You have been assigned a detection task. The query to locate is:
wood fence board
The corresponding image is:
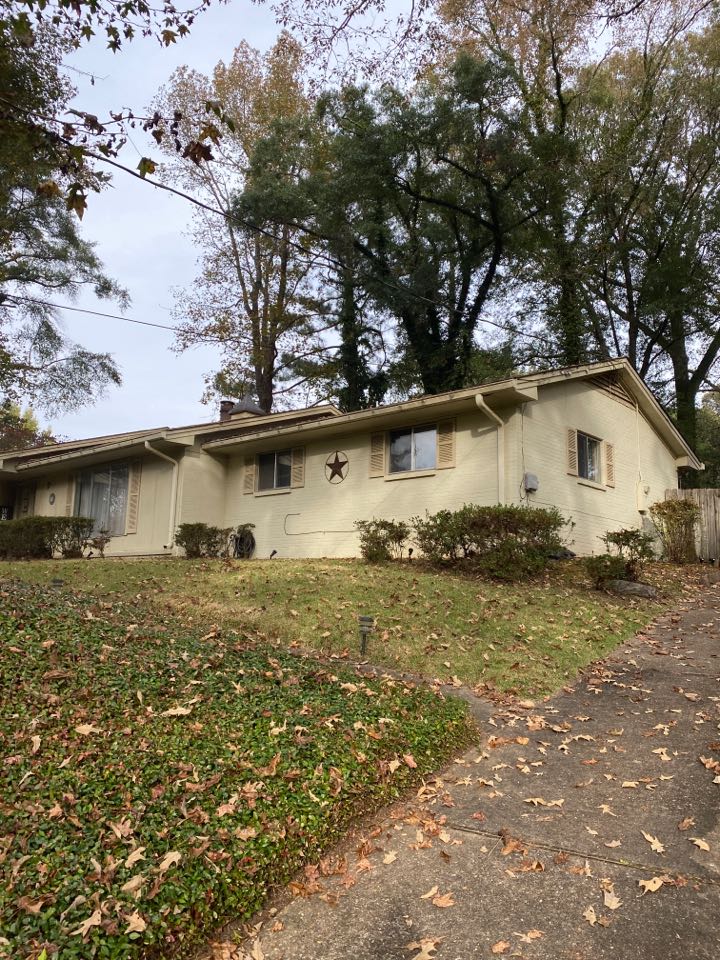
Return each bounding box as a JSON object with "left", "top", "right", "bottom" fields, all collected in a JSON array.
[{"left": 665, "top": 488, "right": 720, "bottom": 559}]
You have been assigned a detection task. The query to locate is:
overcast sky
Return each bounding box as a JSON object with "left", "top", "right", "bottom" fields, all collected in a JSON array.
[{"left": 48, "top": 4, "right": 283, "bottom": 440}]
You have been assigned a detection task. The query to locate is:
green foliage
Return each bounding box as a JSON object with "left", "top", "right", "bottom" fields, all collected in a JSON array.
[
  {"left": 649, "top": 499, "right": 700, "bottom": 563},
  {"left": 174, "top": 522, "right": 232, "bottom": 559},
  {"left": 0, "top": 26, "right": 124, "bottom": 413},
  {"left": 584, "top": 553, "right": 628, "bottom": 589},
  {"left": 412, "top": 504, "right": 566, "bottom": 580},
  {"left": 0, "top": 402, "right": 55, "bottom": 452},
  {"left": 354, "top": 518, "right": 411, "bottom": 562},
  {"left": 0, "top": 515, "right": 93, "bottom": 559},
  {"left": 0, "top": 584, "right": 469, "bottom": 958},
  {"left": 601, "top": 528, "right": 656, "bottom": 581}
]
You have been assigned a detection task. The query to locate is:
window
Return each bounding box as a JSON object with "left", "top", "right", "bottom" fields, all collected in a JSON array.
[
  {"left": 257, "top": 450, "right": 292, "bottom": 490},
  {"left": 389, "top": 424, "right": 437, "bottom": 473},
  {"left": 75, "top": 462, "right": 129, "bottom": 534},
  {"left": 577, "top": 432, "right": 601, "bottom": 483}
]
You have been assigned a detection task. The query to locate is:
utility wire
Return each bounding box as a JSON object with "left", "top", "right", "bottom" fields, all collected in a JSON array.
[
  {"left": 4, "top": 294, "right": 233, "bottom": 344},
  {"left": 82, "top": 148, "right": 555, "bottom": 348}
]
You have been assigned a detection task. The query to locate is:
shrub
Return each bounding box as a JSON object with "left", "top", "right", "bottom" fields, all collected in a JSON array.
[
  {"left": 175, "top": 522, "right": 233, "bottom": 558},
  {"left": 0, "top": 516, "right": 95, "bottom": 559},
  {"left": 355, "top": 518, "right": 411, "bottom": 562},
  {"left": 54, "top": 517, "right": 96, "bottom": 558},
  {"left": 649, "top": 499, "right": 700, "bottom": 563},
  {"left": 585, "top": 553, "right": 628, "bottom": 589},
  {"left": 601, "top": 527, "right": 656, "bottom": 581},
  {"left": 412, "top": 504, "right": 567, "bottom": 580}
]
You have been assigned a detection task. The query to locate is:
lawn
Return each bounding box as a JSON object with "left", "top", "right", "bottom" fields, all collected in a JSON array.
[
  {"left": 0, "top": 557, "right": 676, "bottom": 696},
  {"left": 0, "top": 584, "right": 469, "bottom": 960}
]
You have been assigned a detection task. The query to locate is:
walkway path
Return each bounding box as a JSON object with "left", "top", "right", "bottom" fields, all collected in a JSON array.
[{"left": 231, "top": 582, "right": 720, "bottom": 960}]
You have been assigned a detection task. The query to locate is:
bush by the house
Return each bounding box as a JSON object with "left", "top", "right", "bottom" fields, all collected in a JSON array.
[
  {"left": 355, "top": 518, "right": 411, "bottom": 562},
  {"left": 0, "top": 515, "right": 94, "bottom": 559},
  {"left": 600, "top": 527, "right": 656, "bottom": 581},
  {"left": 649, "top": 498, "right": 700, "bottom": 563},
  {"left": 584, "top": 553, "right": 628, "bottom": 588},
  {"left": 412, "top": 504, "right": 566, "bottom": 580},
  {"left": 175, "top": 522, "right": 233, "bottom": 558}
]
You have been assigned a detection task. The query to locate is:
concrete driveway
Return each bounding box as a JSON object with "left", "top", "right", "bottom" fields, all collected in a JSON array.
[{"left": 225, "top": 580, "right": 720, "bottom": 960}]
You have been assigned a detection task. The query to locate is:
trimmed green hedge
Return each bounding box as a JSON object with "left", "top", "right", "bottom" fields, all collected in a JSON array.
[
  {"left": 0, "top": 516, "right": 94, "bottom": 559},
  {"left": 412, "top": 504, "right": 567, "bottom": 580}
]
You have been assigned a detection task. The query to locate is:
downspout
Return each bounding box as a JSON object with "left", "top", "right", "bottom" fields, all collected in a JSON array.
[
  {"left": 475, "top": 395, "right": 504, "bottom": 505},
  {"left": 144, "top": 441, "right": 179, "bottom": 552}
]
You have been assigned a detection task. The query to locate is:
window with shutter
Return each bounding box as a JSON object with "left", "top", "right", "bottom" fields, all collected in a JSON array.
[
  {"left": 567, "top": 428, "right": 578, "bottom": 476},
  {"left": 243, "top": 456, "right": 255, "bottom": 494},
  {"left": 291, "top": 447, "right": 305, "bottom": 487},
  {"left": 369, "top": 433, "right": 385, "bottom": 477},
  {"left": 605, "top": 442, "right": 615, "bottom": 487},
  {"left": 437, "top": 420, "right": 455, "bottom": 469}
]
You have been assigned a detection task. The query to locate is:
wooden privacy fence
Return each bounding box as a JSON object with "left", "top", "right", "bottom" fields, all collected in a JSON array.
[{"left": 665, "top": 488, "right": 720, "bottom": 560}]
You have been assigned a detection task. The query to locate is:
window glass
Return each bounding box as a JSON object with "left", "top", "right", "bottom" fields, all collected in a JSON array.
[
  {"left": 414, "top": 425, "right": 437, "bottom": 470},
  {"left": 257, "top": 450, "right": 292, "bottom": 490},
  {"left": 389, "top": 425, "right": 437, "bottom": 473},
  {"left": 389, "top": 430, "right": 412, "bottom": 473},
  {"left": 276, "top": 451, "right": 292, "bottom": 488},
  {"left": 578, "top": 432, "right": 601, "bottom": 482},
  {"left": 75, "top": 462, "right": 129, "bottom": 534},
  {"left": 257, "top": 453, "right": 276, "bottom": 491}
]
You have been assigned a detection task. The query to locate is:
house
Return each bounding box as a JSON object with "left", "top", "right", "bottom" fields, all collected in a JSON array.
[{"left": 0, "top": 359, "right": 702, "bottom": 558}]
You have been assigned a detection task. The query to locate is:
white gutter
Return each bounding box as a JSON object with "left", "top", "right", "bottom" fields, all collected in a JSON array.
[
  {"left": 144, "top": 441, "right": 180, "bottom": 552},
  {"left": 475, "top": 395, "right": 505, "bottom": 505}
]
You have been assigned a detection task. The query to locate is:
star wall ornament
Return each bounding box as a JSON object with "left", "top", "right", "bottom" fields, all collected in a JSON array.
[{"left": 325, "top": 450, "right": 349, "bottom": 483}]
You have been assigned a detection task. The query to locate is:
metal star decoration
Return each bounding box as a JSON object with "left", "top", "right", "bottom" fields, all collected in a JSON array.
[{"left": 325, "top": 451, "right": 349, "bottom": 483}]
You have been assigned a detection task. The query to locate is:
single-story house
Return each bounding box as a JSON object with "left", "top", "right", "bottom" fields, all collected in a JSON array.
[{"left": 0, "top": 358, "right": 702, "bottom": 558}]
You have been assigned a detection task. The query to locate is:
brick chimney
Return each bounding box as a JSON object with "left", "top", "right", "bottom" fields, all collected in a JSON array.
[{"left": 219, "top": 400, "right": 235, "bottom": 423}]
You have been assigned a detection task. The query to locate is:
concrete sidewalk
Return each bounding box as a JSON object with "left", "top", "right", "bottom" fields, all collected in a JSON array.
[{"left": 230, "top": 582, "right": 720, "bottom": 960}]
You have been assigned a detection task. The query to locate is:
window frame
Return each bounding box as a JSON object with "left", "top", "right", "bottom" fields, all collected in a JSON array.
[
  {"left": 74, "top": 460, "right": 130, "bottom": 535},
  {"left": 388, "top": 423, "right": 438, "bottom": 475},
  {"left": 577, "top": 431, "right": 602, "bottom": 484},
  {"left": 256, "top": 449, "right": 293, "bottom": 491}
]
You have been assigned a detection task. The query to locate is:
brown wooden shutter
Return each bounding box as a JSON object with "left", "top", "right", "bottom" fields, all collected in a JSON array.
[
  {"left": 437, "top": 420, "right": 456, "bottom": 469},
  {"left": 567, "top": 428, "right": 578, "bottom": 476},
  {"left": 369, "top": 433, "right": 385, "bottom": 477},
  {"left": 605, "top": 441, "right": 616, "bottom": 488},
  {"left": 65, "top": 474, "right": 75, "bottom": 516},
  {"left": 291, "top": 447, "right": 305, "bottom": 488},
  {"left": 125, "top": 460, "right": 142, "bottom": 534},
  {"left": 243, "top": 456, "right": 255, "bottom": 494}
]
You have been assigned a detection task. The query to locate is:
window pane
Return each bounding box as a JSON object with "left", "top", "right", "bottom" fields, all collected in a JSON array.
[
  {"left": 90, "top": 468, "right": 111, "bottom": 533},
  {"left": 389, "top": 430, "right": 412, "bottom": 473},
  {"left": 108, "top": 464, "right": 129, "bottom": 535},
  {"left": 413, "top": 425, "right": 437, "bottom": 470},
  {"left": 258, "top": 453, "right": 275, "bottom": 490},
  {"left": 578, "top": 433, "right": 600, "bottom": 482},
  {"left": 276, "top": 451, "right": 292, "bottom": 488}
]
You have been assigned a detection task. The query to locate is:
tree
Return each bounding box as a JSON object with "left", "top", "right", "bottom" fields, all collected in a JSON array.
[
  {"left": 243, "top": 56, "right": 529, "bottom": 398},
  {"left": 439, "top": 0, "right": 720, "bottom": 463},
  {"left": 153, "top": 35, "right": 332, "bottom": 413},
  {"left": 695, "top": 393, "right": 720, "bottom": 488},
  {"left": 0, "top": 402, "right": 55, "bottom": 451},
  {"left": 0, "top": 26, "right": 124, "bottom": 413}
]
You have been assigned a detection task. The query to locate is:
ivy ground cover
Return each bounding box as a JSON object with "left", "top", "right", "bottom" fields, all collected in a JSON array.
[{"left": 0, "top": 584, "right": 470, "bottom": 959}]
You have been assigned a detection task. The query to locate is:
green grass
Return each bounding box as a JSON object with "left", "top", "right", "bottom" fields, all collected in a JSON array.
[
  {"left": 0, "top": 584, "right": 470, "bottom": 960},
  {"left": 0, "top": 557, "right": 673, "bottom": 696}
]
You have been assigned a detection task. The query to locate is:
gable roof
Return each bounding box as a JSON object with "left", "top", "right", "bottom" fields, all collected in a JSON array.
[
  {"left": 0, "top": 359, "right": 702, "bottom": 475},
  {"left": 202, "top": 358, "right": 702, "bottom": 470}
]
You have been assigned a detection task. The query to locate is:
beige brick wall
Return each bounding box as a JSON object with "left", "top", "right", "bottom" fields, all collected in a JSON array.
[
  {"left": 28, "top": 456, "right": 175, "bottom": 556},
  {"left": 222, "top": 410, "right": 500, "bottom": 559},
  {"left": 507, "top": 379, "right": 679, "bottom": 554}
]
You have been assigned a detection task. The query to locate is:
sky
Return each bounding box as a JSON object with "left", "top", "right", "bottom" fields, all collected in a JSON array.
[{"left": 47, "top": 3, "right": 286, "bottom": 439}]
